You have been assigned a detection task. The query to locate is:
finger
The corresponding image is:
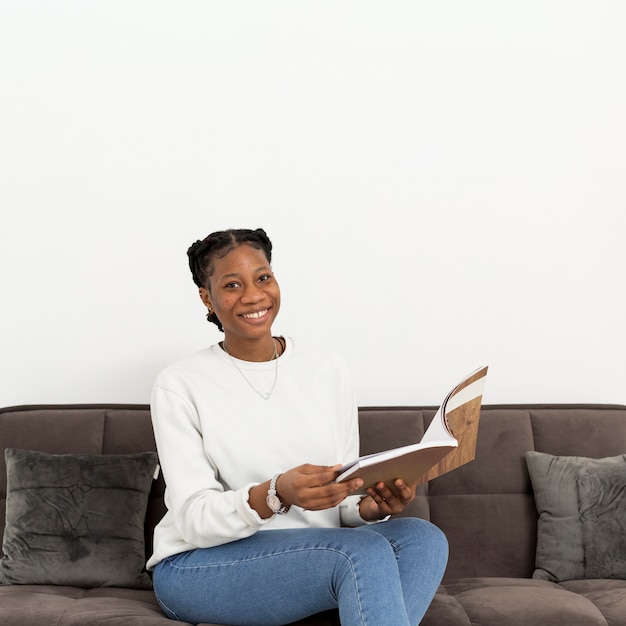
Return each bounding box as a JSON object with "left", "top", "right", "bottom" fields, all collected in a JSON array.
[
  {"left": 300, "top": 478, "right": 363, "bottom": 510},
  {"left": 298, "top": 464, "right": 343, "bottom": 484},
  {"left": 300, "top": 463, "right": 342, "bottom": 474},
  {"left": 319, "top": 464, "right": 344, "bottom": 482},
  {"left": 367, "top": 485, "right": 390, "bottom": 509},
  {"left": 393, "top": 479, "right": 415, "bottom": 503},
  {"left": 313, "top": 478, "right": 362, "bottom": 503},
  {"left": 373, "top": 481, "right": 395, "bottom": 500},
  {"left": 286, "top": 466, "right": 339, "bottom": 498}
]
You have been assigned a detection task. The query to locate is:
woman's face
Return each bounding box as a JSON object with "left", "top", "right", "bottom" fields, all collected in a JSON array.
[{"left": 200, "top": 243, "right": 281, "bottom": 342}]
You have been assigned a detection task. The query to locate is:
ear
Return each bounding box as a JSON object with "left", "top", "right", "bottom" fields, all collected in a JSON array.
[{"left": 199, "top": 287, "right": 212, "bottom": 310}]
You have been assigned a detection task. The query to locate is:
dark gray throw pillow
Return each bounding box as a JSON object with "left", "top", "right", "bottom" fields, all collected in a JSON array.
[
  {"left": 0, "top": 448, "right": 158, "bottom": 588},
  {"left": 577, "top": 462, "right": 626, "bottom": 579},
  {"left": 526, "top": 450, "right": 626, "bottom": 582}
]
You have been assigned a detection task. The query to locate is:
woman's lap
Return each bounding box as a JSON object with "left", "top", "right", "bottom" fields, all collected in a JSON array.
[{"left": 152, "top": 518, "right": 447, "bottom": 626}]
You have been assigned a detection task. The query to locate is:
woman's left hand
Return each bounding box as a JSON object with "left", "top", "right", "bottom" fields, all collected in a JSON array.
[{"left": 358, "top": 479, "right": 416, "bottom": 521}]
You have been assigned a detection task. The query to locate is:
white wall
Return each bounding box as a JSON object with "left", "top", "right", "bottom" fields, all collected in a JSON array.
[{"left": 1, "top": 1, "right": 624, "bottom": 408}]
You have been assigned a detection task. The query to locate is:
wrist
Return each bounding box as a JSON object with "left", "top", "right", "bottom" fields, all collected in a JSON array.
[
  {"left": 266, "top": 473, "right": 290, "bottom": 515},
  {"left": 248, "top": 482, "right": 274, "bottom": 519}
]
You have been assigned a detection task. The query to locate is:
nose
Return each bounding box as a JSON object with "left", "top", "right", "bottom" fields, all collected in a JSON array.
[{"left": 241, "top": 282, "right": 264, "bottom": 303}]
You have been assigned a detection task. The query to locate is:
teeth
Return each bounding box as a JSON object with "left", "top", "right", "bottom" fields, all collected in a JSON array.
[{"left": 243, "top": 309, "right": 267, "bottom": 319}]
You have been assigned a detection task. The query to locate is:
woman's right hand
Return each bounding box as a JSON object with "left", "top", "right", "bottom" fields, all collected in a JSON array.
[{"left": 276, "top": 464, "right": 363, "bottom": 511}]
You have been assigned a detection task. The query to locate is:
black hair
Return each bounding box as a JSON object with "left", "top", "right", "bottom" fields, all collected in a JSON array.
[{"left": 187, "top": 228, "right": 273, "bottom": 331}]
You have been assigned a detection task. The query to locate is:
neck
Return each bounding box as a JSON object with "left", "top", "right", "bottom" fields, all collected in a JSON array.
[{"left": 222, "top": 336, "right": 277, "bottom": 362}]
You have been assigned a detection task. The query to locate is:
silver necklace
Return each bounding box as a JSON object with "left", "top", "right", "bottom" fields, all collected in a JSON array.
[{"left": 222, "top": 338, "right": 279, "bottom": 400}]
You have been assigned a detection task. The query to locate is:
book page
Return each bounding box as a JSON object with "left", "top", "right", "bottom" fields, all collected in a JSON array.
[
  {"left": 421, "top": 373, "right": 487, "bottom": 444},
  {"left": 418, "top": 366, "right": 487, "bottom": 483},
  {"left": 419, "top": 406, "right": 451, "bottom": 444}
]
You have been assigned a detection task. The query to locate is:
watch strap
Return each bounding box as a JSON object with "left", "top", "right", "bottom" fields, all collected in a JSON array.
[{"left": 267, "top": 473, "right": 290, "bottom": 515}]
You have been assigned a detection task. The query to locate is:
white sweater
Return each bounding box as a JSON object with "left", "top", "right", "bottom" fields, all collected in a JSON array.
[{"left": 147, "top": 336, "right": 369, "bottom": 569}]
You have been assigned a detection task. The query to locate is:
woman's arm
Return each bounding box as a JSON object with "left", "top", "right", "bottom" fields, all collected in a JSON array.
[
  {"left": 151, "top": 384, "right": 275, "bottom": 547},
  {"left": 248, "top": 466, "right": 364, "bottom": 518}
]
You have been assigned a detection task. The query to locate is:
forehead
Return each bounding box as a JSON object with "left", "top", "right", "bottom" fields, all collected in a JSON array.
[{"left": 210, "top": 243, "right": 270, "bottom": 279}]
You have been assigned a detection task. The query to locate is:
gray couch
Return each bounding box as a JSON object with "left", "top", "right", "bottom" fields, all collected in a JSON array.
[{"left": 1, "top": 403, "right": 626, "bottom": 625}]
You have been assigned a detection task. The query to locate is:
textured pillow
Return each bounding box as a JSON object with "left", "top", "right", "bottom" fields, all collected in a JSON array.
[
  {"left": 526, "top": 450, "right": 626, "bottom": 582},
  {"left": 0, "top": 448, "right": 158, "bottom": 588}
]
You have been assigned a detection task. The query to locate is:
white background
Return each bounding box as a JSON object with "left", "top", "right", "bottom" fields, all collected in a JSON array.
[{"left": 1, "top": 1, "right": 624, "bottom": 408}]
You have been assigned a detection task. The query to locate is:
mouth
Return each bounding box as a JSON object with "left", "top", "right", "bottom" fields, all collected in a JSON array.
[{"left": 241, "top": 307, "right": 271, "bottom": 320}]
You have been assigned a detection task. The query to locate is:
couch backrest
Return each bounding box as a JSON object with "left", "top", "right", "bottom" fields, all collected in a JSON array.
[
  {"left": 2, "top": 403, "right": 625, "bottom": 580},
  {"left": 357, "top": 404, "right": 626, "bottom": 579},
  {"left": 0, "top": 405, "right": 166, "bottom": 560}
]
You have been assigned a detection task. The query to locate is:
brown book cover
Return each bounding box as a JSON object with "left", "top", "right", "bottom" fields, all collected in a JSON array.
[{"left": 336, "top": 366, "right": 488, "bottom": 495}]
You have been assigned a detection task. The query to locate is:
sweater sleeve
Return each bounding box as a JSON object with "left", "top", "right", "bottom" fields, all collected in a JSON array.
[{"left": 151, "top": 383, "right": 273, "bottom": 549}]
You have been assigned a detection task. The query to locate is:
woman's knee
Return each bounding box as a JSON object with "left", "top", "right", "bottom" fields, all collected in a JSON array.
[
  {"left": 363, "top": 517, "right": 449, "bottom": 564},
  {"left": 400, "top": 518, "right": 449, "bottom": 573},
  {"left": 401, "top": 517, "right": 447, "bottom": 546},
  {"left": 364, "top": 515, "right": 442, "bottom": 539},
  {"left": 407, "top": 517, "right": 448, "bottom": 551}
]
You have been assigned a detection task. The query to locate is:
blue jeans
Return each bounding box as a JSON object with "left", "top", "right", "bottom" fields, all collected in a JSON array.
[{"left": 152, "top": 517, "right": 448, "bottom": 626}]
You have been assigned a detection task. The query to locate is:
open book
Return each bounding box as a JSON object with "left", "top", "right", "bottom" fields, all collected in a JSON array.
[{"left": 336, "top": 366, "right": 488, "bottom": 495}]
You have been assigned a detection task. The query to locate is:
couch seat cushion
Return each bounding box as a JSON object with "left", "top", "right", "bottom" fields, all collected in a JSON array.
[
  {"left": 421, "top": 578, "right": 611, "bottom": 626},
  {"left": 0, "top": 585, "right": 182, "bottom": 626},
  {"left": 0, "top": 584, "right": 341, "bottom": 626},
  {"left": 559, "top": 579, "right": 626, "bottom": 626}
]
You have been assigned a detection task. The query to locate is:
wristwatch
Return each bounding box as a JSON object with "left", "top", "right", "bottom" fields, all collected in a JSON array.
[{"left": 266, "top": 473, "right": 290, "bottom": 515}]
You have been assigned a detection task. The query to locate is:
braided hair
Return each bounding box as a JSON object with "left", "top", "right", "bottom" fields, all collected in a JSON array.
[{"left": 187, "top": 228, "right": 273, "bottom": 332}]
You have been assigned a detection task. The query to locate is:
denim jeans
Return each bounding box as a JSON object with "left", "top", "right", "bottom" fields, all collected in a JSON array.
[{"left": 152, "top": 517, "right": 448, "bottom": 626}]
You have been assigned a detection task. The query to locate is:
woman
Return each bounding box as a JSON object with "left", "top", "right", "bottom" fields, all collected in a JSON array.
[{"left": 148, "top": 228, "right": 448, "bottom": 625}]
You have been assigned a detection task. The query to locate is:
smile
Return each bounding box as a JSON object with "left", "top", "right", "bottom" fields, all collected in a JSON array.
[{"left": 241, "top": 308, "right": 270, "bottom": 320}]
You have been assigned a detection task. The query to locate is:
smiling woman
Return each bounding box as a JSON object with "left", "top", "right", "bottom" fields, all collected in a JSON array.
[
  {"left": 195, "top": 233, "right": 281, "bottom": 360},
  {"left": 147, "top": 227, "right": 449, "bottom": 626}
]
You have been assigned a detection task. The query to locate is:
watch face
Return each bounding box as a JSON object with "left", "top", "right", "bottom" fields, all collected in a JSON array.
[{"left": 266, "top": 494, "right": 282, "bottom": 512}]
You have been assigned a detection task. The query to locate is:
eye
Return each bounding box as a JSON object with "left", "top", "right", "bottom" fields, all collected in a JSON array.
[
  {"left": 258, "top": 273, "right": 273, "bottom": 283},
  {"left": 225, "top": 281, "right": 240, "bottom": 289}
]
